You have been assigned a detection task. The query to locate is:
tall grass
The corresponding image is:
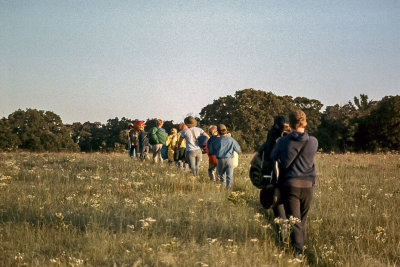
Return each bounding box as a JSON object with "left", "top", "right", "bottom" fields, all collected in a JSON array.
[{"left": 0, "top": 152, "right": 399, "bottom": 266}]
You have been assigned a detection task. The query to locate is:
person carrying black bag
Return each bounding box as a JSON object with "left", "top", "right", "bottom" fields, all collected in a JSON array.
[
  {"left": 258, "top": 116, "right": 291, "bottom": 219},
  {"left": 271, "top": 109, "right": 318, "bottom": 258}
]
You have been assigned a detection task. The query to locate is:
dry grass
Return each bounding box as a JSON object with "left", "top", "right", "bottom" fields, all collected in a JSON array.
[{"left": 0, "top": 152, "right": 399, "bottom": 266}]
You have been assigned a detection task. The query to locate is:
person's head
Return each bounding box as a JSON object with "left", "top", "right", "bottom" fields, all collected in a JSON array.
[
  {"left": 184, "top": 116, "right": 197, "bottom": 128},
  {"left": 156, "top": 119, "right": 163, "bottom": 128},
  {"left": 137, "top": 121, "right": 145, "bottom": 131},
  {"left": 273, "top": 115, "right": 290, "bottom": 132},
  {"left": 170, "top": 128, "right": 177, "bottom": 135},
  {"left": 208, "top": 125, "right": 217, "bottom": 136},
  {"left": 217, "top": 124, "right": 228, "bottom": 136},
  {"left": 179, "top": 123, "right": 187, "bottom": 131},
  {"left": 289, "top": 109, "right": 307, "bottom": 130},
  {"left": 128, "top": 122, "right": 134, "bottom": 129}
]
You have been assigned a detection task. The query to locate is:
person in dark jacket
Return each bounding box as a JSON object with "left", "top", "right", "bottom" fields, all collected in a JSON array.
[
  {"left": 206, "top": 125, "right": 218, "bottom": 181},
  {"left": 137, "top": 121, "right": 149, "bottom": 160},
  {"left": 271, "top": 109, "right": 318, "bottom": 256},
  {"left": 258, "top": 116, "right": 290, "bottom": 220},
  {"left": 128, "top": 123, "right": 139, "bottom": 158},
  {"left": 258, "top": 116, "right": 291, "bottom": 169}
]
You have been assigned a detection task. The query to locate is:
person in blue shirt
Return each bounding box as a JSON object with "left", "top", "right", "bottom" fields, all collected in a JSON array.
[
  {"left": 271, "top": 109, "right": 318, "bottom": 257},
  {"left": 208, "top": 124, "right": 241, "bottom": 189}
]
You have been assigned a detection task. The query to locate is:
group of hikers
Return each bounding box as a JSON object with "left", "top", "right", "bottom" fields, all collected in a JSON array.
[
  {"left": 127, "top": 116, "right": 242, "bottom": 189},
  {"left": 127, "top": 110, "right": 317, "bottom": 259}
]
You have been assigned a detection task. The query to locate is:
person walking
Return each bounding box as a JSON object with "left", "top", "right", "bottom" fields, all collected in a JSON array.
[
  {"left": 148, "top": 119, "right": 168, "bottom": 164},
  {"left": 165, "top": 128, "right": 178, "bottom": 165},
  {"left": 259, "top": 116, "right": 291, "bottom": 220},
  {"left": 271, "top": 109, "right": 318, "bottom": 257},
  {"left": 137, "top": 121, "right": 149, "bottom": 160},
  {"left": 177, "top": 116, "right": 209, "bottom": 176},
  {"left": 175, "top": 123, "right": 187, "bottom": 169},
  {"left": 208, "top": 124, "right": 241, "bottom": 189},
  {"left": 206, "top": 125, "right": 218, "bottom": 181},
  {"left": 128, "top": 123, "right": 139, "bottom": 158}
]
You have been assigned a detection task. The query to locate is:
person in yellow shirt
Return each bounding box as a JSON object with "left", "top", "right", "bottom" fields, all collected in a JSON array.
[{"left": 165, "top": 128, "right": 178, "bottom": 164}]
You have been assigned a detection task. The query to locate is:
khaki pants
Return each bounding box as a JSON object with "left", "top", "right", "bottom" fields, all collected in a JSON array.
[{"left": 152, "top": 144, "right": 163, "bottom": 163}]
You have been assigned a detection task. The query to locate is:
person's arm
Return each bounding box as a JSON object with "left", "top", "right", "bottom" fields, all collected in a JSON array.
[
  {"left": 233, "top": 139, "right": 241, "bottom": 154},
  {"left": 208, "top": 138, "right": 214, "bottom": 155},
  {"left": 202, "top": 132, "right": 210, "bottom": 138},
  {"left": 177, "top": 131, "right": 185, "bottom": 148},
  {"left": 165, "top": 135, "right": 171, "bottom": 147},
  {"left": 270, "top": 139, "right": 281, "bottom": 160}
]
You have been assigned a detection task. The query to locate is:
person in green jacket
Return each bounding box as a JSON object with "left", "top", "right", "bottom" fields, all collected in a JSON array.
[{"left": 148, "top": 119, "right": 168, "bottom": 164}]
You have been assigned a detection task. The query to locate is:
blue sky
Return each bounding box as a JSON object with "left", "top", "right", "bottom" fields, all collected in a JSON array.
[{"left": 1, "top": 0, "right": 399, "bottom": 124}]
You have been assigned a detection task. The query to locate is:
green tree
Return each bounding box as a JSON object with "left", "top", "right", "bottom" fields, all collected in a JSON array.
[
  {"left": 316, "top": 103, "right": 357, "bottom": 152},
  {"left": 6, "top": 109, "right": 79, "bottom": 152},
  {"left": 200, "top": 89, "right": 300, "bottom": 151},
  {"left": 352, "top": 94, "right": 378, "bottom": 151},
  {"left": 199, "top": 95, "right": 236, "bottom": 127},
  {"left": 0, "top": 118, "right": 21, "bottom": 150},
  {"left": 67, "top": 121, "right": 105, "bottom": 152},
  {"left": 364, "top": 95, "right": 400, "bottom": 151},
  {"left": 294, "top": 97, "right": 323, "bottom": 135}
]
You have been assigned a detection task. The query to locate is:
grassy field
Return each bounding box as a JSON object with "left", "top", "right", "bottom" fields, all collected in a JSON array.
[{"left": 0, "top": 152, "right": 399, "bottom": 266}]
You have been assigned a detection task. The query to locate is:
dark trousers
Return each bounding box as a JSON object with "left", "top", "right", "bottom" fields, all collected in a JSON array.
[
  {"left": 174, "top": 148, "right": 186, "bottom": 162},
  {"left": 281, "top": 186, "right": 313, "bottom": 252},
  {"left": 273, "top": 204, "right": 287, "bottom": 220}
]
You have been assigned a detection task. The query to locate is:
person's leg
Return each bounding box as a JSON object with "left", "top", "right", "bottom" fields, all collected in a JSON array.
[
  {"left": 143, "top": 146, "right": 149, "bottom": 160},
  {"left": 187, "top": 150, "right": 197, "bottom": 175},
  {"left": 152, "top": 145, "right": 157, "bottom": 162},
  {"left": 128, "top": 141, "right": 133, "bottom": 157},
  {"left": 194, "top": 149, "right": 202, "bottom": 176},
  {"left": 273, "top": 204, "right": 287, "bottom": 219},
  {"left": 225, "top": 158, "right": 234, "bottom": 189},
  {"left": 133, "top": 145, "right": 137, "bottom": 158},
  {"left": 299, "top": 187, "right": 313, "bottom": 247},
  {"left": 208, "top": 163, "right": 217, "bottom": 180},
  {"left": 216, "top": 159, "right": 225, "bottom": 183},
  {"left": 282, "top": 186, "right": 304, "bottom": 252},
  {"left": 153, "top": 144, "right": 162, "bottom": 163},
  {"left": 157, "top": 145, "right": 163, "bottom": 163}
]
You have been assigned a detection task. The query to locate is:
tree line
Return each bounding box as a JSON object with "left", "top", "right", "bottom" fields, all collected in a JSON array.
[{"left": 1, "top": 89, "right": 399, "bottom": 153}]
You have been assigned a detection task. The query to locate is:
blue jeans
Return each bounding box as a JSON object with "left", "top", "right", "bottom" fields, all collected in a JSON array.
[
  {"left": 217, "top": 157, "right": 234, "bottom": 189},
  {"left": 186, "top": 149, "right": 202, "bottom": 176}
]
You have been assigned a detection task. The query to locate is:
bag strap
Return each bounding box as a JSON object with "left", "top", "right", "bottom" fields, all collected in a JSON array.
[{"left": 286, "top": 140, "right": 309, "bottom": 170}]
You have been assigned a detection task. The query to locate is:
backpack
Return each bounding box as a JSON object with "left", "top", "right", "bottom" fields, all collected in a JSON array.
[
  {"left": 148, "top": 127, "right": 168, "bottom": 145},
  {"left": 197, "top": 135, "right": 209, "bottom": 154},
  {"left": 148, "top": 127, "right": 159, "bottom": 145},
  {"left": 249, "top": 151, "right": 279, "bottom": 189},
  {"left": 250, "top": 140, "right": 308, "bottom": 189}
]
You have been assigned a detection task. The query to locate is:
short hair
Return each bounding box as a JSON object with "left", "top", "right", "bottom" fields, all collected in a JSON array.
[
  {"left": 156, "top": 119, "right": 163, "bottom": 127},
  {"left": 289, "top": 109, "right": 307, "bottom": 129},
  {"left": 273, "top": 115, "right": 289, "bottom": 128},
  {"left": 217, "top": 124, "right": 228, "bottom": 135},
  {"left": 208, "top": 125, "right": 217, "bottom": 135}
]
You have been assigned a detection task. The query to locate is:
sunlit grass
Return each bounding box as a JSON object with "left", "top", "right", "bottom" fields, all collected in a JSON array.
[{"left": 0, "top": 152, "right": 399, "bottom": 266}]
